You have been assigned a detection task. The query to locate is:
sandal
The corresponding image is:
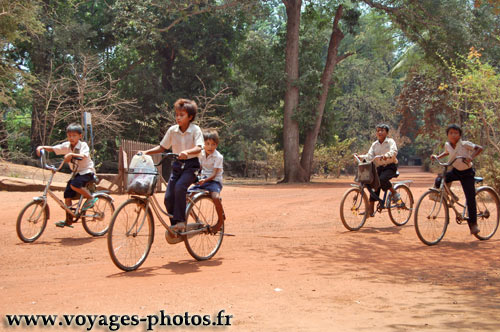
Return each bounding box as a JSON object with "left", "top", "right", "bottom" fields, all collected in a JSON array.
[
  {"left": 82, "top": 197, "right": 99, "bottom": 211},
  {"left": 55, "top": 221, "right": 74, "bottom": 228}
]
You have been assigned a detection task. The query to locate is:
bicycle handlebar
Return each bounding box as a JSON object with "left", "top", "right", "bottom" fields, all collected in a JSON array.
[
  {"left": 153, "top": 152, "right": 179, "bottom": 167},
  {"left": 39, "top": 149, "right": 81, "bottom": 173},
  {"left": 39, "top": 149, "right": 64, "bottom": 172},
  {"left": 433, "top": 156, "right": 468, "bottom": 167},
  {"left": 353, "top": 154, "right": 384, "bottom": 164}
]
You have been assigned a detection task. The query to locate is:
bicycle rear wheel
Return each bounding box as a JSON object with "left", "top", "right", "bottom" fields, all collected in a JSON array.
[
  {"left": 414, "top": 190, "right": 449, "bottom": 245},
  {"left": 340, "top": 187, "right": 368, "bottom": 231},
  {"left": 107, "top": 198, "right": 154, "bottom": 271},
  {"left": 184, "top": 195, "right": 223, "bottom": 261},
  {"left": 474, "top": 187, "right": 500, "bottom": 240},
  {"left": 388, "top": 184, "right": 414, "bottom": 226},
  {"left": 16, "top": 200, "right": 48, "bottom": 243},
  {"left": 82, "top": 195, "right": 115, "bottom": 236}
]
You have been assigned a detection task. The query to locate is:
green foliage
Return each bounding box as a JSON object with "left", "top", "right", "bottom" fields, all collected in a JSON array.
[
  {"left": 445, "top": 48, "right": 500, "bottom": 192},
  {"left": 313, "top": 137, "right": 356, "bottom": 178}
]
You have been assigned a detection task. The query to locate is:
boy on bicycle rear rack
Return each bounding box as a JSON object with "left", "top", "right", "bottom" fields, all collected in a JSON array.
[
  {"left": 431, "top": 124, "right": 483, "bottom": 235},
  {"left": 354, "top": 123, "right": 402, "bottom": 217}
]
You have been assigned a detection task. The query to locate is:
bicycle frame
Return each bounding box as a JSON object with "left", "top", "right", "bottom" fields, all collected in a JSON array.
[
  {"left": 430, "top": 161, "right": 470, "bottom": 224},
  {"left": 37, "top": 149, "right": 110, "bottom": 221},
  {"left": 354, "top": 180, "right": 412, "bottom": 214}
]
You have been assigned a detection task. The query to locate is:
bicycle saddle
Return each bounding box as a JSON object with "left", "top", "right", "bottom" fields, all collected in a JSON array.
[{"left": 474, "top": 177, "right": 483, "bottom": 183}]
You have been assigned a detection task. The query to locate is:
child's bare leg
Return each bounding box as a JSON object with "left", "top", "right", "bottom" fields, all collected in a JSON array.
[
  {"left": 64, "top": 198, "right": 74, "bottom": 224},
  {"left": 210, "top": 192, "right": 220, "bottom": 200},
  {"left": 70, "top": 185, "right": 92, "bottom": 199}
]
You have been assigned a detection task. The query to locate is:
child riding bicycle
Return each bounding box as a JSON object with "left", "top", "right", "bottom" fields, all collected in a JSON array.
[
  {"left": 431, "top": 124, "right": 483, "bottom": 235},
  {"left": 142, "top": 98, "right": 204, "bottom": 232},
  {"left": 35, "top": 123, "right": 98, "bottom": 228},
  {"left": 354, "top": 123, "right": 401, "bottom": 217}
]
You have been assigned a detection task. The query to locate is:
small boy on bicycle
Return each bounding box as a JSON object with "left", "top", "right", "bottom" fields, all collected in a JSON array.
[
  {"left": 354, "top": 124, "right": 401, "bottom": 217},
  {"left": 142, "top": 98, "right": 204, "bottom": 232},
  {"left": 36, "top": 123, "right": 97, "bottom": 228},
  {"left": 190, "top": 129, "right": 224, "bottom": 200},
  {"left": 431, "top": 124, "right": 483, "bottom": 235}
]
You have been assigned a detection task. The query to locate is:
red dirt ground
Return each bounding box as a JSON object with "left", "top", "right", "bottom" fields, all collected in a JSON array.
[{"left": 1, "top": 167, "right": 499, "bottom": 331}]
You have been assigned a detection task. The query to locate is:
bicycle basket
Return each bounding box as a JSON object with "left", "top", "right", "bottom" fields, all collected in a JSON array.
[
  {"left": 354, "top": 161, "right": 375, "bottom": 184},
  {"left": 126, "top": 154, "right": 158, "bottom": 195},
  {"left": 127, "top": 169, "right": 158, "bottom": 195}
]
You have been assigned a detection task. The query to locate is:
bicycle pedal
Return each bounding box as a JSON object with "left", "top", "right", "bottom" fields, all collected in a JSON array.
[{"left": 165, "top": 230, "right": 183, "bottom": 244}]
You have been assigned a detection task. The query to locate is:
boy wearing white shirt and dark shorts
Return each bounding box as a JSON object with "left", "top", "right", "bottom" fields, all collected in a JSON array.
[
  {"left": 354, "top": 124, "right": 402, "bottom": 217},
  {"left": 191, "top": 129, "right": 224, "bottom": 200},
  {"left": 431, "top": 124, "right": 483, "bottom": 235},
  {"left": 143, "top": 99, "right": 204, "bottom": 232},
  {"left": 36, "top": 123, "right": 97, "bottom": 228}
]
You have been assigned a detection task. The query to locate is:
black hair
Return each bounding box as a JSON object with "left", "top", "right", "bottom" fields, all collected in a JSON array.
[
  {"left": 66, "top": 123, "right": 83, "bottom": 134},
  {"left": 203, "top": 129, "right": 219, "bottom": 145},
  {"left": 446, "top": 124, "right": 462, "bottom": 136},
  {"left": 174, "top": 98, "right": 197, "bottom": 122},
  {"left": 376, "top": 123, "right": 390, "bottom": 133}
]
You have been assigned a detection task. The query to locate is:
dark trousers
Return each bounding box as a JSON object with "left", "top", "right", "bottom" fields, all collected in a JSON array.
[
  {"left": 435, "top": 167, "right": 477, "bottom": 227},
  {"left": 369, "top": 163, "right": 397, "bottom": 202},
  {"left": 165, "top": 158, "right": 200, "bottom": 224}
]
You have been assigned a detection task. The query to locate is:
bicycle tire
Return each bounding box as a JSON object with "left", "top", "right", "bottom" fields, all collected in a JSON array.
[
  {"left": 340, "top": 187, "right": 368, "bottom": 231},
  {"left": 388, "top": 184, "right": 414, "bottom": 226},
  {"left": 184, "top": 195, "right": 224, "bottom": 261},
  {"left": 414, "top": 190, "right": 449, "bottom": 245},
  {"left": 82, "top": 194, "right": 115, "bottom": 236},
  {"left": 107, "top": 198, "right": 154, "bottom": 271},
  {"left": 474, "top": 186, "right": 500, "bottom": 241},
  {"left": 16, "top": 200, "right": 48, "bottom": 243}
]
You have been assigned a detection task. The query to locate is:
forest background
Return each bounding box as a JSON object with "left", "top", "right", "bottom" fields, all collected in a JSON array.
[{"left": 1, "top": 0, "right": 499, "bottom": 190}]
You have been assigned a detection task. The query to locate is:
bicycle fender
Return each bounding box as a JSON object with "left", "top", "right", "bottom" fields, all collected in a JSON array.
[
  {"left": 32, "top": 196, "right": 50, "bottom": 219},
  {"left": 93, "top": 192, "right": 114, "bottom": 202},
  {"left": 395, "top": 180, "right": 413, "bottom": 187},
  {"left": 476, "top": 186, "right": 500, "bottom": 200}
]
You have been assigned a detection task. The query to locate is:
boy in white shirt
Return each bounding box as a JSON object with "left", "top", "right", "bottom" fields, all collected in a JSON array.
[
  {"left": 36, "top": 123, "right": 97, "bottom": 228},
  {"left": 431, "top": 124, "right": 483, "bottom": 235},
  {"left": 354, "top": 124, "right": 401, "bottom": 217},
  {"left": 143, "top": 98, "right": 204, "bottom": 232},
  {"left": 191, "top": 129, "right": 224, "bottom": 200}
]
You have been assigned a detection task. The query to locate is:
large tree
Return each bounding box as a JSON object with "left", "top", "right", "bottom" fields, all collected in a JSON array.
[{"left": 281, "top": 1, "right": 356, "bottom": 182}]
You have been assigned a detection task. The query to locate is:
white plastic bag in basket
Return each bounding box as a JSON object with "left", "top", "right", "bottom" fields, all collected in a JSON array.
[{"left": 127, "top": 154, "right": 157, "bottom": 195}]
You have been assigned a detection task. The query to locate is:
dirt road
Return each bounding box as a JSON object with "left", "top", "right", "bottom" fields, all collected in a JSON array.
[{"left": 1, "top": 168, "right": 499, "bottom": 331}]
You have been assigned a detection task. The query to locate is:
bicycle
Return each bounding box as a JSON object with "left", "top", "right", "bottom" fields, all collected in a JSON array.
[
  {"left": 414, "top": 156, "right": 500, "bottom": 245},
  {"left": 340, "top": 155, "right": 414, "bottom": 231},
  {"left": 16, "top": 149, "right": 115, "bottom": 243},
  {"left": 107, "top": 153, "right": 227, "bottom": 272}
]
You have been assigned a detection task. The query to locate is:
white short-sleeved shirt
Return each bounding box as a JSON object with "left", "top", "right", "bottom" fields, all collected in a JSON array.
[
  {"left": 360, "top": 137, "right": 398, "bottom": 166},
  {"left": 445, "top": 139, "right": 477, "bottom": 171},
  {"left": 160, "top": 123, "right": 204, "bottom": 158},
  {"left": 199, "top": 149, "right": 224, "bottom": 184},
  {"left": 52, "top": 141, "right": 95, "bottom": 175}
]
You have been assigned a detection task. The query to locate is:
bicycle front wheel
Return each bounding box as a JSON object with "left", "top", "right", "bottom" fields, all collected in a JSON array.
[
  {"left": 184, "top": 195, "right": 223, "bottom": 261},
  {"left": 414, "top": 190, "right": 449, "bottom": 245},
  {"left": 388, "top": 184, "right": 414, "bottom": 226},
  {"left": 16, "top": 200, "right": 48, "bottom": 243},
  {"left": 82, "top": 195, "right": 115, "bottom": 236},
  {"left": 474, "top": 187, "right": 500, "bottom": 241},
  {"left": 340, "top": 187, "right": 368, "bottom": 231},
  {"left": 107, "top": 198, "right": 154, "bottom": 271}
]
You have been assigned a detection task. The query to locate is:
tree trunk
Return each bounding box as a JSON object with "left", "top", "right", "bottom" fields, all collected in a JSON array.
[
  {"left": 30, "top": 44, "right": 51, "bottom": 155},
  {"left": 282, "top": 0, "right": 308, "bottom": 183},
  {"left": 301, "top": 5, "right": 353, "bottom": 179}
]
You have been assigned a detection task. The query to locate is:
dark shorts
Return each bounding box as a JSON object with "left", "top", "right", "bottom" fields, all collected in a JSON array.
[
  {"left": 191, "top": 180, "right": 223, "bottom": 193},
  {"left": 64, "top": 173, "right": 94, "bottom": 199}
]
